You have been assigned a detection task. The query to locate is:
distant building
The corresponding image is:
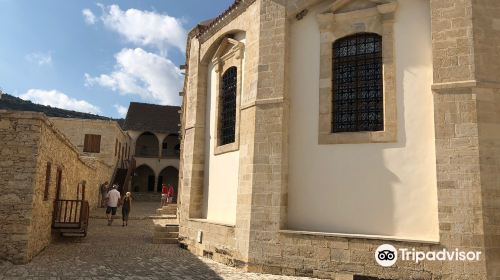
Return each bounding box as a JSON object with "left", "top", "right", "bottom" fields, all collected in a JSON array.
[
  {"left": 123, "top": 102, "right": 180, "bottom": 201},
  {"left": 50, "top": 117, "right": 130, "bottom": 167},
  {"left": 51, "top": 102, "right": 181, "bottom": 199}
]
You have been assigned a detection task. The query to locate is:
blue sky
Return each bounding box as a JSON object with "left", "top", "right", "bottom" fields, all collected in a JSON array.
[{"left": 0, "top": 0, "right": 233, "bottom": 118}]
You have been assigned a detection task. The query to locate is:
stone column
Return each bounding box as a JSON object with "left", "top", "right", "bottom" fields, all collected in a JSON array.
[
  {"left": 471, "top": 1, "right": 500, "bottom": 277},
  {"left": 246, "top": 0, "right": 289, "bottom": 271},
  {"left": 179, "top": 35, "right": 207, "bottom": 219},
  {"left": 156, "top": 133, "right": 167, "bottom": 158},
  {"left": 154, "top": 174, "right": 159, "bottom": 193},
  {"left": 127, "top": 130, "right": 142, "bottom": 157},
  {"left": 431, "top": 0, "right": 500, "bottom": 278}
]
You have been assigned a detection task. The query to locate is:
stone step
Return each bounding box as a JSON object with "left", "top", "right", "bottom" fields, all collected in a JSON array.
[
  {"left": 152, "top": 238, "right": 178, "bottom": 244},
  {"left": 154, "top": 225, "right": 179, "bottom": 233},
  {"left": 148, "top": 214, "right": 177, "bottom": 219},
  {"left": 156, "top": 205, "right": 177, "bottom": 213},
  {"left": 153, "top": 231, "right": 179, "bottom": 239},
  {"left": 163, "top": 210, "right": 176, "bottom": 213},
  {"left": 151, "top": 222, "right": 179, "bottom": 244},
  {"left": 156, "top": 209, "right": 176, "bottom": 215}
]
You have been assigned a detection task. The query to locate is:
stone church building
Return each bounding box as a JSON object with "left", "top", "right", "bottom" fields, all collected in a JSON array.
[{"left": 178, "top": 0, "right": 500, "bottom": 279}]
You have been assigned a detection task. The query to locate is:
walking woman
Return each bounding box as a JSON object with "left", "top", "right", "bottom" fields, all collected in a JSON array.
[{"left": 122, "top": 192, "right": 132, "bottom": 227}]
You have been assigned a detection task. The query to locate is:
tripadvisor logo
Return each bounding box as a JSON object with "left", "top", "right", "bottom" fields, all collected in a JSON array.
[
  {"left": 375, "top": 244, "right": 482, "bottom": 267},
  {"left": 375, "top": 244, "right": 397, "bottom": 267}
]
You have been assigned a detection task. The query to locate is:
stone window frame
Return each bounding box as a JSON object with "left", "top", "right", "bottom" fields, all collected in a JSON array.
[
  {"left": 211, "top": 37, "right": 244, "bottom": 155},
  {"left": 317, "top": 0, "right": 398, "bottom": 144}
]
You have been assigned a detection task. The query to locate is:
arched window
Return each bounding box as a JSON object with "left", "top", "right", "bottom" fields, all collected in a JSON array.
[
  {"left": 219, "top": 66, "right": 237, "bottom": 145},
  {"left": 332, "top": 33, "right": 383, "bottom": 133}
]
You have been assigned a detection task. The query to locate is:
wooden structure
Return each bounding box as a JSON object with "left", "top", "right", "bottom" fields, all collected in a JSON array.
[{"left": 52, "top": 181, "right": 90, "bottom": 237}]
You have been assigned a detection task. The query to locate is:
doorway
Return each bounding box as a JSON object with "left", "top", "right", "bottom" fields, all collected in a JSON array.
[
  {"left": 147, "top": 175, "right": 155, "bottom": 192},
  {"left": 157, "top": 176, "right": 163, "bottom": 192}
]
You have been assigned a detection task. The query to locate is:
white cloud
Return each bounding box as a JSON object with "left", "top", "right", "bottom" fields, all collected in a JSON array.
[
  {"left": 82, "top": 9, "right": 97, "bottom": 25},
  {"left": 114, "top": 104, "right": 128, "bottom": 117},
  {"left": 98, "top": 4, "right": 186, "bottom": 53},
  {"left": 85, "top": 48, "right": 182, "bottom": 105},
  {"left": 20, "top": 89, "right": 101, "bottom": 114},
  {"left": 25, "top": 52, "right": 52, "bottom": 66}
]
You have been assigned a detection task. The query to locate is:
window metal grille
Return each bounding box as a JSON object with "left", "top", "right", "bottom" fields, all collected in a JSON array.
[
  {"left": 220, "top": 66, "right": 237, "bottom": 145},
  {"left": 332, "top": 33, "right": 383, "bottom": 133}
]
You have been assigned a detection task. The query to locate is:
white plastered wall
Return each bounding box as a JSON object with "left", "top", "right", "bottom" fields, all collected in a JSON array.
[
  {"left": 201, "top": 34, "right": 246, "bottom": 225},
  {"left": 287, "top": 0, "right": 439, "bottom": 241}
]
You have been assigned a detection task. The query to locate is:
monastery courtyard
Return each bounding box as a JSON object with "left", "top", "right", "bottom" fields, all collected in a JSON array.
[{"left": 0, "top": 202, "right": 313, "bottom": 280}]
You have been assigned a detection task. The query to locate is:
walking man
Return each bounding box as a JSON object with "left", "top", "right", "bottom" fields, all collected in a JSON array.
[{"left": 106, "top": 185, "right": 121, "bottom": 226}]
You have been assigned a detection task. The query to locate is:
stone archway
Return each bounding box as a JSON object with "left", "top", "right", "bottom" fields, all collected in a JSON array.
[
  {"left": 132, "top": 164, "right": 155, "bottom": 192},
  {"left": 158, "top": 166, "right": 179, "bottom": 203},
  {"left": 161, "top": 134, "right": 179, "bottom": 158},
  {"left": 135, "top": 132, "right": 159, "bottom": 157}
]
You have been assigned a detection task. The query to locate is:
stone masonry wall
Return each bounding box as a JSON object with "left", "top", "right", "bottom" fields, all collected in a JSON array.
[
  {"left": 50, "top": 117, "right": 130, "bottom": 167},
  {"left": 0, "top": 111, "right": 112, "bottom": 264},
  {"left": 476, "top": 87, "right": 500, "bottom": 279},
  {"left": 179, "top": 0, "right": 261, "bottom": 264},
  {"left": 430, "top": 0, "right": 499, "bottom": 279},
  {"left": 245, "top": 1, "right": 497, "bottom": 279},
  {"left": 472, "top": 1, "right": 500, "bottom": 277},
  {"left": 472, "top": 0, "right": 500, "bottom": 85},
  {"left": 179, "top": 0, "right": 500, "bottom": 279},
  {"left": 0, "top": 112, "right": 40, "bottom": 264},
  {"left": 247, "top": 0, "right": 289, "bottom": 270}
]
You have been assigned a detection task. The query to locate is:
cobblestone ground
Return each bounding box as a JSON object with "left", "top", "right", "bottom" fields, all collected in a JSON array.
[
  {"left": 0, "top": 218, "right": 314, "bottom": 279},
  {"left": 90, "top": 202, "right": 161, "bottom": 219}
]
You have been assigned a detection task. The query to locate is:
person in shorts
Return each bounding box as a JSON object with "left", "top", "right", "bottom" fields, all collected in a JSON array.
[
  {"left": 160, "top": 183, "right": 168, "bottom": 207},
  {"left": 106, "top": 185, "right": 121, "bottom": 226}
]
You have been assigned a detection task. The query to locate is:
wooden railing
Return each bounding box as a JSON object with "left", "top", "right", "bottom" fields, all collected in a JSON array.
[{"left": 52, "top": 200, "right": 89, "bottom": 229}]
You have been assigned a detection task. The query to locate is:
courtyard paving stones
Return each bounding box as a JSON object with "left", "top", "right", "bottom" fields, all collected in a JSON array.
[{"left": 1, "top": 206, "right": 314, "bottom": 280}]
